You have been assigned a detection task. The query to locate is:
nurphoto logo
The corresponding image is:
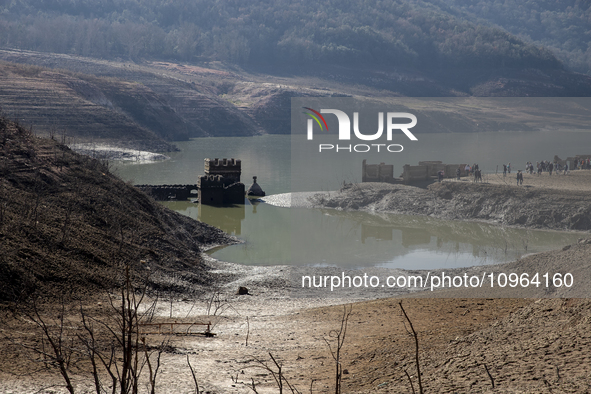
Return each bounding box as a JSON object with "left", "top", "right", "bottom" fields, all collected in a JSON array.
[{"left": 304, "top": 107, "right": 418, "bottom": 153}]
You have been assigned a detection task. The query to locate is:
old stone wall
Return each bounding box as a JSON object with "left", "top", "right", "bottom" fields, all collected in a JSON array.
[
  {"left": 362, "top": 159, "right": 395, "bottom": 183},
  {"left": 402, "top": 164, "right": 429, "bottom": 184},
  {"left": 135, "top": 184, "right": 197, "bottom": 201},
  {"left": 418, "top": 161, "right": 445, "bottom": 176}
]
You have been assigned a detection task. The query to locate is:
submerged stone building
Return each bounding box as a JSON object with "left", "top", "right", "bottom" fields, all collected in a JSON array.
[
  {"left": 198, "top": 158, "right": 245, "bottom": 205},
  {"left": 246, "top": 176, "right": 265, "bottom": 197}
]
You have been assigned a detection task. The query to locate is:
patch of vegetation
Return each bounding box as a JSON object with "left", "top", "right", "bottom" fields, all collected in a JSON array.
[{"left": 433, "top": 0, "right": 591, "bottom": 75}]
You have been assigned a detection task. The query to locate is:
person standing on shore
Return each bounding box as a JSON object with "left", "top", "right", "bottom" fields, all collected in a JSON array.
[
  {"left": 503, "top": 164, "right": 507, "bottom": 177},
  {"left": 517, "top": 170, "right": 523, "bottom": 185},
  {"left": 456, "top": 167, "right": 461, "bottom": 180},
  {"left": 564, "top": 163, "right": 569, "bottom": 175},
  {"left": 474, "top": 169, "right": 482, "bottom": 183},
  {"left": 508, "top": 163, "right": 511, "bottom": 174}
]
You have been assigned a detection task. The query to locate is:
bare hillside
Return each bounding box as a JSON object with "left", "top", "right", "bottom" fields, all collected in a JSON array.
[{"left": 0, "top": 117, "right": 234, "bottom": 302}]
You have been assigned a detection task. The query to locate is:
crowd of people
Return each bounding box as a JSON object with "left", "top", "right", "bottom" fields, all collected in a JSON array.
[
  {"left": 502, "top": 157, "right": 591, "bottom": 185},
  {"left": 502, "top": 158, "right": 591, "bottom": 178},
  {"left": 439, "top": 157, "right": 590, "bottom": 186}
]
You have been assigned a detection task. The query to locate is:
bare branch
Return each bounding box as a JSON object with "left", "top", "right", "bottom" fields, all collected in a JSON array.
[
  {"left": 323, "top": 304, "right": 352, "bottom": 394},
  {"left": 399, "top": 302, "right": 423, "bottom": 394},
  {"left": 404, "top": 369, "right": 416, "bottom": 394},
  {"left": 187, "top": 355, "right": 200, "bottom": 394},
  {"left": 483, "top": 363, "right": 495, "bottom": 388}
]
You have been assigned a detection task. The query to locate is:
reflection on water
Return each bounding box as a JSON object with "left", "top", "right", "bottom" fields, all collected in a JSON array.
[
  {"left": 163, "top": 199, "right": 581, "bottom": 269},
  {"left": 288, "top": 208, "right": 580, "bottom": 269},
  {"left": 200, "top": 202, "right": 246, "bottom": 236},
  {"left": 163, "top": 199, "right": 247, "bottom": 236},
  {"left": 322, "top": 210, "right": 575, "bottom": 269},
  {"left": 362, "top": 223, "right": 394, "bottom": 243}
]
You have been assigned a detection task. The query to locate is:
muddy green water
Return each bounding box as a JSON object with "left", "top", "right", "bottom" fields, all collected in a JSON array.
[{"left": 115, "top": 133, "right": 587, "bottom": 269}]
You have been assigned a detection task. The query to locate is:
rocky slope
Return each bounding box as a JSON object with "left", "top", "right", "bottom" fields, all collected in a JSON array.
[
  {"left": 0, "top": 117, "right": 234, "bottom": 302},
  {"left": 0, "top": 51, "right": 267, "bottom": 141},
  {"left": 3, "top": 49, "right": 591, "bottom": 149},
  {"left": 0, "top": 61, "right": 182, "bottom": 151}
]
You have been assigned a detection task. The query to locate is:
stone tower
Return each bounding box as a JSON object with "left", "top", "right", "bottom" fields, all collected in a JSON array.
[
  {"left": 198, "top": 158, "right": 244, "bottom": 205},
  {"left": 204, "top": 158, "right": 241, "bottom": 183}
]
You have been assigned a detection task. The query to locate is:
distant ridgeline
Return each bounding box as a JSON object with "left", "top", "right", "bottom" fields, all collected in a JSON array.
[{"left": 135, "top": 158, "right": 245, "bottom": 205}]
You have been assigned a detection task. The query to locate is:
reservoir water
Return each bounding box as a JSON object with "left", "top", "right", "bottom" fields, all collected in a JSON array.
[{"left": 115, "top": 132, "right": 587, "bottom": 269}]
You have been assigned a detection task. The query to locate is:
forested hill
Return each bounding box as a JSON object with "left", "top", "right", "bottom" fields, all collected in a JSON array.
[
  {"left": 435, "top": 0, "right": 591, "bottom": 75},
  {"left": 0, "top": 0, "right": 562, "bottom": 73}
]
